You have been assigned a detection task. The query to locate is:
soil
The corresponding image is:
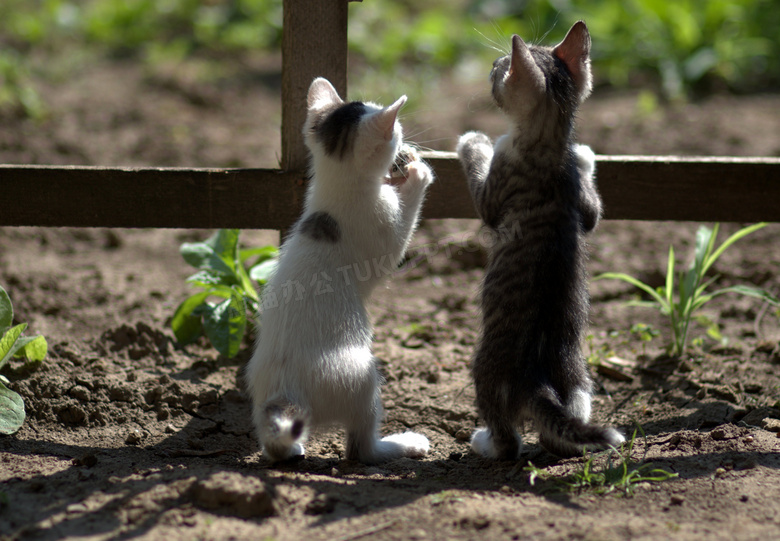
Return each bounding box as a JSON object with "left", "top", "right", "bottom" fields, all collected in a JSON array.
[{"left": 2, "top": 54, "right": 780, "bottom": 541}]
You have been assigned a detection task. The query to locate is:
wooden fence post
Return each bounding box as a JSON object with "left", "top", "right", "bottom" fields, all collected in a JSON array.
[{"left": 281, "top": 0, "right": 350, "bottom": 172}]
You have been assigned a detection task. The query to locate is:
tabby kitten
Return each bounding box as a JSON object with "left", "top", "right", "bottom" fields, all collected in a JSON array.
[
  {"left": 245, "top": 78, "right": 433, "bottom": 464},
  {"left": 456, "top": 21, "right": 624, "bottom": 458}
]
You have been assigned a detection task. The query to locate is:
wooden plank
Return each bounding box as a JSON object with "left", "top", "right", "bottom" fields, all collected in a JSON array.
[
  {"left": 281, "top": 0, "right": 349, "bottom": 171},
  {"left": 421, "top": 153, "right": 780, "bottom": 223},
  {"left": 0, "top": 165, "right": 306, "bottom": 229},
  {"left": 1, "top": 155, "right": 779, "bottom": 228}
]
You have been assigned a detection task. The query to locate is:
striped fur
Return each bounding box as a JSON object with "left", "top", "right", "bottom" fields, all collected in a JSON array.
[{"left": 457, "top": 22, "right": 623, "bottom": 459}]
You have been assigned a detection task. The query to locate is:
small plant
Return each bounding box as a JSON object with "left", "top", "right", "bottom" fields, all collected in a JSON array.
[
  {"left": 172, "top": 229, "right": 277, "bottom": 358},
  {"left": 0, "top": 285, "right": 48, "bottom": 435},
  {"left": 595, "top": 223, "right": 779, "bottom": 357},
  {"left": 525, "top": 427, "right": 678, "bottom": 496}
]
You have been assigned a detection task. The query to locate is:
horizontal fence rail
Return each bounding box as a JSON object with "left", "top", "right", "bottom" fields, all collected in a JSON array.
[{"left": 1, "top": 154, "right": 779, "bottom": 229}]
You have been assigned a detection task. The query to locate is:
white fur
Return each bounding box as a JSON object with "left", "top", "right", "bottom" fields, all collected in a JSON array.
[
  {"left": 565, "top": 387, "right": 593, "bottom": 423},
  {"left": 574, "top": 143, "right": 596, "bottom": 179},
  {"left": 246, "top": 78, "right": 433, "bottom": 464},
  {"left": 470, "top": 428, "right": 522, "bottom": 459}
]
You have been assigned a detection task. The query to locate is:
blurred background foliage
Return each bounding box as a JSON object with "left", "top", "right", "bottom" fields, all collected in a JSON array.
[{"left": 1, "top": 0, "right": 778, "bottom": 116}]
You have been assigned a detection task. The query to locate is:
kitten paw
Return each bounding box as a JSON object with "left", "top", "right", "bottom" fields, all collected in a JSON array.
[
  {"left": 403, "top": 161, "right": 434, "bottom": 189},
  {"left": 456, "top": 131, "right": 492, "bottom": 158},
  {"left": 470, "top": 428, "right": 498, "bottom": 458},
  {"left": 574, "top": 144, "right": 596, "bottom": 178},
  {"left": 470, "top": 428, "right": 522, "bottom": 460},
  {"left": 379, "top": 431, "right": 430, "bottom": 458}
]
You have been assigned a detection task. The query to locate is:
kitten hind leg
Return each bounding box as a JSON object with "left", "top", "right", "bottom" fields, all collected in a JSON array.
[
  {"left": 256, "top": 398, "right": 310, "bottom": 462},
  {"left": 345, "top": 393, "right": 429, "bottom": 464},
  {"left": 470, "top": 419, "right": 522, "bottom": 460}
]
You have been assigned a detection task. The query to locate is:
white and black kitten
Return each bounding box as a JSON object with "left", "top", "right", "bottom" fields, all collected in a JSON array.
[{"left": 246, "top": 78, "right": 433, "bottom": 464}]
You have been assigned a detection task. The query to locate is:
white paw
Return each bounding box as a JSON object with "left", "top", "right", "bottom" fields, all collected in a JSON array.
[
  {"left": 574, "top": 144, "right": 596, "bottom": 177},
  {"left": 470, "top": 428, "right": 498, "bottom": 458},
  {"left": 604, "top": 428, "right": 626, "bottom": 448},
  {"left": 404, "top": 161, "right": 434, "bottom": 189},
  {"left": 381, "top": 431, "right": 430, "bottom": 458},
  {"left": 455, "top": 131, "right": 493, "bottom": 156}
]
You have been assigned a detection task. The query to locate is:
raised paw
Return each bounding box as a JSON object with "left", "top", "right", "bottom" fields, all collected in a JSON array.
[
  {"left": 403, "top": 161, "right": 434, "bottom": 190},
  {"left": 456, "top": 131, "right": 492, "bottom": 158},
  {"left": 574, "top": 144, "right": 596, "bottom": 178}
]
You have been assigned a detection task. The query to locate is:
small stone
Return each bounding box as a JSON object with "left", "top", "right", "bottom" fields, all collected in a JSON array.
[
  {"left": 710, "top": 428, "right": 728, "bottom": 441},
  {"left": 67, "top": 503, "right": 88, "bottom": 514},
  {"left": 125, "top": 429, "right": 143, "bottom": 445},
  {"left": 670, "top": 494, "right": 685, "bottom": 506},
  {"left": 164, "top": 424, "right": 177, "bottom": 434},
  {"left": 763, "top": 418, "right": 780, "bottom": 432},
  {"left": 69, "top": 385, "right": 91, "bottom": 401},
  {"left": 455, "top": 427, "right": 472, "bottom": 441}
]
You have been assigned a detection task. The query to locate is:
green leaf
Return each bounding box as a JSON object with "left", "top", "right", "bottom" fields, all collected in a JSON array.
[
  {"left": 594, "top": 272, "right": 670, "bottom": 312},
  {"left": 0, "top": 323, "right": 27, "bottom": 368},
  {"left": 240, "top": 245, "right": 279, "bottom": 266},
  {"left": 202, "top": 291, "right": 246, "bottom": 358},
  {"left": 0, "top": 286, "right": 12, "bottom": 333},
  {"left": 14, "top": 335, "right": 47, "bottom": 363},
  {"left": 249, "top": 258, "right": 278, "bottom": 285},
  {"left": 180, "top": 229, "right": 240, "bottom": 276},
  {"left": 703, "top": 223, "right": 766, "bottom": 276},
  {"left": 708, "top": 285, "right": 780, "bottom": 306},
  {"left": 185, "top": 270, "right": 227, "bottom": 288},
  {"left": 665, "top": 245, "right": 675, "bottom": 307},
  {"left": 0, "top": 379, "right": 25, "bottom": 435},
  {"left": 171, "top": 291, "right": 210, "bottom": 345}
]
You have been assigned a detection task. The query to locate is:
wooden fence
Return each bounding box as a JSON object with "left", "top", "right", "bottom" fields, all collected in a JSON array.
[{"left": 2, "top": 0, "right": 779, "bottom": 229}]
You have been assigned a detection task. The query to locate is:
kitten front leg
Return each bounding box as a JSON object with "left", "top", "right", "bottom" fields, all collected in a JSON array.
[
  {"left": 574, "top": 144, "right": 602, "bottom": 233},
  {"left": 456, "top": 131, "right": 500, "bottom": 226},
  {"left": 392, "top": 159, "right": 434, "bottom": 254}
]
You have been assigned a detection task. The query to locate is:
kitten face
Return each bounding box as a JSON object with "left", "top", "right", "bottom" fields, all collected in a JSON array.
[
  {"left": 303, "top": 78, "right": 406, "bottom": 180},
  {"left": 490, "top": 21, "right": 592, "bottom": 122}
]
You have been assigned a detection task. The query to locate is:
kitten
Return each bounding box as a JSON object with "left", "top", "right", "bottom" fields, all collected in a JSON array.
[
  {"left": 456, "top": 21, "right": 624, "bottom": 459},
  {"left": 246, "top": 77, "right": 433, "bottom": 464}
]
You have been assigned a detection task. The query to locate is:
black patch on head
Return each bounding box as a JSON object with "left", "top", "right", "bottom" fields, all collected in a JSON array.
[
  {"left": 298, "top": 211, "right": 341, "bottom": 243},
  {"left": 315, "top": 101, "right": 367, "bottom": 158}
]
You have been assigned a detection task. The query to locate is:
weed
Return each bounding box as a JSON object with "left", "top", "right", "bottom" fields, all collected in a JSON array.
[
  {"left": 525, "top": 427, "right": 678, "bottom": 496},
  {"left": 595, "top": 223, "right": 779, "bottom": 357},
  {"left": 172, "top": 229, "right": 277, "bottom": 358},
  {"left": 0, "top": 285, "right": 48, "bottom": 435}
]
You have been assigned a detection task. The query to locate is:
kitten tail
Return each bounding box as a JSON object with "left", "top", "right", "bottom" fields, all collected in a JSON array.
[{"left": 532, "top": 388, "right": 624, "bottom": 457}]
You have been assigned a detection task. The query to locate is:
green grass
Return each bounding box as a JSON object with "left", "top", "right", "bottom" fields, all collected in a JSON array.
[
  {"left": 525, "top": 427, "right": 678, "bottom": 496},
  {"left": 595, "top": 223, "right": 779, "bottom": 357}
]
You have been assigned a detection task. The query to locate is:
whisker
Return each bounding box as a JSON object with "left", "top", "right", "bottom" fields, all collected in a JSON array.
[{"left": 473, "top": 27, "right": 508, "bottom": 55}]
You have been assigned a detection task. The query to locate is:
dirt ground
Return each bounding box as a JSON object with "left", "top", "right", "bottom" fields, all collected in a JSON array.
[{"left": 2, "top": 54, "right": 780, "bottom": 541}]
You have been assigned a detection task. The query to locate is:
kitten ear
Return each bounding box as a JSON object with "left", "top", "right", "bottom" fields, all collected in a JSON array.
[
  {"left": 307, "top": 77, "right": 344, "bottom": 110},
  {"left": 509, "top": 35, "right": 545, "bottom": 91},
  {"left": 370, "top": 95, "right": 407, "bottom": 141},
  {"left": 553, "top": 21, "right": 593, "bottom": 100}
]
